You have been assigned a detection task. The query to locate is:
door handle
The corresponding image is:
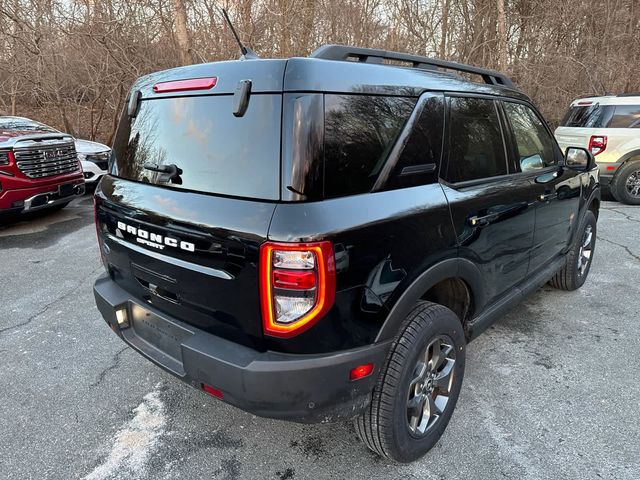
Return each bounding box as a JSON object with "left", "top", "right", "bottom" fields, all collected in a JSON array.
[
  {"left": 468, "top": 214, "right": 497, "bottom": 227},
  {"left": 538, "top": 192, "right": 557, "bottom": 202}
]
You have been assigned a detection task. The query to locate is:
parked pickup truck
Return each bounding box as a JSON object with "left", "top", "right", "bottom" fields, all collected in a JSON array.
[{"left": 0, "top": 116, "right": 85, "bottom": 215}]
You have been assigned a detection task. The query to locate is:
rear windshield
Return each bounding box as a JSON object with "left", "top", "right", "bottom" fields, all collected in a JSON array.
[
  {"left": 560, "top": 103, "right": 640, "bottom": 128},
  {"left": 560, "top": 104, "right": 612, "bottom": 128},
  {"left": 111, "top": 94, "right": 281, "bottom": 200}
]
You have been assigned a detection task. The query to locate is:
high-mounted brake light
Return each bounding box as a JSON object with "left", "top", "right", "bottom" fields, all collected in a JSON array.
[
  {"left": 588, "top": 135, "right": 607, "bottom": 156},
  {"left": 577, "top": 100, "right": 593, "bottom": 105},
  {"left": 153, "top": 77, "right": 217, "bottom": 93},
  {"left": 260, "top": 241, "right": 336, "bottom": 338}
]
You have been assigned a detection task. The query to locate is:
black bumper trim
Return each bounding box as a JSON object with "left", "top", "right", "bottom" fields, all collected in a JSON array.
[{"left": 93, "top": 274, "right": 391, "bottom": 423}]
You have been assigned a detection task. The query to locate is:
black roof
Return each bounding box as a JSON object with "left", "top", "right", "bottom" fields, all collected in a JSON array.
[
  {"left": 133, "top": 44, "right": 529, "bottom": 103},
  {"left": 311, "top": 45, "right": 516, "bottom": 89}
]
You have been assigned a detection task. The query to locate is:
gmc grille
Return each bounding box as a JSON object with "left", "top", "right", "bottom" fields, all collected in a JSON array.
[{"left": 15, "top": 142, "right": 80, "bottom": 179}]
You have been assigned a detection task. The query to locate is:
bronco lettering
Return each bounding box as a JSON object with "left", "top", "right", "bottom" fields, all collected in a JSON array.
[{"left": 116, "top": 221, "right": 195, "bottom": 252}]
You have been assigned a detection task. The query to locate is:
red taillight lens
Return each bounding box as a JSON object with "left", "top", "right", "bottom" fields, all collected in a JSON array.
[
  {"left": 350, "top": 363, "right": 374, "bottom": 381},
  {"left": 260, "top": 241, "right": 336, "bottom": 338},
  {"left": 588, "top": 135, "right": 607, "bottom": 156},
  {"left": 153, "top": 77, "right": 217, "bottom": 93},
  {"left": 273, "top": 269, "right": 317, "bottom": 290}
]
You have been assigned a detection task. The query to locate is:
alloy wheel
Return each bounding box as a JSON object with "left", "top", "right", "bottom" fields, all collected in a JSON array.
[
  {"left": 406, "top": 335, "right": 456, "bottom": 437},
  {"left": 577, "top": 224, "right": 594, "bottom": 277},
  {"left": 625, "top": 169, "right": 640, "bottom": 198}
]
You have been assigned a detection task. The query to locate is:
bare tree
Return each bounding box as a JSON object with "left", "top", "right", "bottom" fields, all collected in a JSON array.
[
  {"left": 0, "top": 0, "right": 637, "bottom": 140},
  {"left": 172, "top": 0, "right": 196, "bottom": 65}
]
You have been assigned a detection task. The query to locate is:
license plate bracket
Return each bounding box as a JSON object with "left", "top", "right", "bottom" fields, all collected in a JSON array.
[
  {"left": 59, "top": 183, "right": 74, "bottom": 197},
  {"left": 124, "top": 304, "right": 193, "bottom": 375}
]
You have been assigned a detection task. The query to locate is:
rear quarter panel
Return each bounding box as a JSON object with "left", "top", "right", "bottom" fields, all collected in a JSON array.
[{"left": 267, "top": 184, "right": 456, "bottom": 354}]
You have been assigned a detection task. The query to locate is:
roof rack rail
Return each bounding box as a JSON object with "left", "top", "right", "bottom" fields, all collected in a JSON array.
[
  {"left": 616, "top": 92, "right": 640, "bottom": 97},
  {"left": 310, "top": 44, "right": 516, "bottom": 89}
]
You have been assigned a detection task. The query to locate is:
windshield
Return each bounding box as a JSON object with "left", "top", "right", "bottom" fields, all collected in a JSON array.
[
  {"left": 0, "top": 117, "right": 58, "bottom": 132},
  {"left": 111, "top": 94, "right": 282, "bottom": 200}
]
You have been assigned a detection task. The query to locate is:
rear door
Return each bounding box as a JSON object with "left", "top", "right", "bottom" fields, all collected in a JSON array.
[
  {"left": 96, "top": 62, "right": 286, "bottom": 349},
  {"left": 501, "top": 100, "right": 582, "bottom": 273},
  {"left": 440, "top": 95, "right": 536, "bottom": 304}
]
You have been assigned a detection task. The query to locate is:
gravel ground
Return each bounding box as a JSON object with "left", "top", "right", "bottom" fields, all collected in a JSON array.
[{"left": 0, "top": 196, "right": 638, "bottom": 480}]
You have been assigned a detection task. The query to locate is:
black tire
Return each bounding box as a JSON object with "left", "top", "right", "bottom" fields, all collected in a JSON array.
[
  {"left": 611, "top": 160, "right": 640, "bottom": 205},
  {"left": 549, "top": 210, "right": 597, "bottom": 291},
  {"left": 355, "top": 301, "right": 465, "bottom": 463}
]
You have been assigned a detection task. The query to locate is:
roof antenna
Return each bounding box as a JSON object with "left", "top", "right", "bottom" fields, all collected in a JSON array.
[{"left": 220, "top": 8, "right": 259, "bottom": 60}]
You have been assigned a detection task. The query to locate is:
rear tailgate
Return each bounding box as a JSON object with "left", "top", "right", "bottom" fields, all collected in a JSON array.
[
  {"left": 554, "top": 126, "right": 593, "bottom": 152},
  {"left": 95, "top": 59, "right": 286, "bottom": 349}
]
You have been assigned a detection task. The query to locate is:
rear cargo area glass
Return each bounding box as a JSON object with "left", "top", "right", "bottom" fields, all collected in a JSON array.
[
  {"left": 559, "top": 104, "right": 613, "bottom": 128},
  {"left": 112, "top": 94, "right": 281, "bottom": 200}
]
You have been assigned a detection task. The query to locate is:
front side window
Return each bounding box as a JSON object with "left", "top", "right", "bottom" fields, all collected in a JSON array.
[
  {"left": 324, "top": 94, "right": 416, "bottom": 198},
  {"left": 503, "top": 102, "right": 557, "bottom": 172},
  {"left": 444, "top": 97, "right": 507, "bottom": 183}
]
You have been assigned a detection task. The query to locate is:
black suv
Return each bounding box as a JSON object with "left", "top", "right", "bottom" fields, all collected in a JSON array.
[{"left": 93, "top": 45, "right": 600, "bottom": 462}]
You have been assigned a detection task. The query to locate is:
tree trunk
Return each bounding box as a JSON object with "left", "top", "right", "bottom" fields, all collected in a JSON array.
[
  {"left": 172, "top": 0, "right": 195, "bottom": 66},
  {"left": 440, "top": 0, "right": 450, "bottom": 58},
  {"left": 496, "top": 0, "right": 507, "bottom": 70},
  {"left": 10, "top": 77, "right": 17, "bottom": 115}
]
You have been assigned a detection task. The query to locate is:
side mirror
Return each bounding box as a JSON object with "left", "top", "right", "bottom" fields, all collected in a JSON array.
[{"left": 564, "top": 147, "right": 595, "bottom": 171}]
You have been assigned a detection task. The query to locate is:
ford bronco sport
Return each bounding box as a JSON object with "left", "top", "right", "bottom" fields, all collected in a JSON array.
[
  {"left": 556, "top": 94, "right": 640, "bottom": 204},
  {"left": 93, "top": 45, "right": 600, "bottom": 462}
]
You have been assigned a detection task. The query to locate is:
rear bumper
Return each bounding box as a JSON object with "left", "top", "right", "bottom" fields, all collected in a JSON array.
[
  {"left": 93, "top": 274, "right": 390, "bottom": 423},
  {"left": 597, "top": 161, "right": 623, "bottom": 187}
]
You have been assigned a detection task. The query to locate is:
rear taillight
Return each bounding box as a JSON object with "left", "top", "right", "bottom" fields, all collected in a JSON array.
[
  {"left": 260, "top": 241, "right": 336, "bottom": 338},
  {"left": 588, "top": 135, "right": 607, "bottom": 156}
]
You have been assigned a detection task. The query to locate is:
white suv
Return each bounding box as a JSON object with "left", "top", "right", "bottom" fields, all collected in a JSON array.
[{"left": 555, "top": 94, "right": 640, "bottom": 204}]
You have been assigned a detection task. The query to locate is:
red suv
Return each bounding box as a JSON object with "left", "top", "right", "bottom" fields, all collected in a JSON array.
[{"left": 0, "top": 116, "right": 85, "bottom": 214}]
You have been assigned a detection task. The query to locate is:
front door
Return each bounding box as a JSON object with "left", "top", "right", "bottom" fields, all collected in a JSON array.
[
  {"left": 440, "top": 95, "right": 536, "bottom": 304},
  {"left": 500, "top": 100, "right": 582, "bottom": 273}
]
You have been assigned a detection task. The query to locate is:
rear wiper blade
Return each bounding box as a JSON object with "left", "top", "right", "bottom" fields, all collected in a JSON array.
[{"left": 143, "top": 163, "right": 182, "bottom": 184}]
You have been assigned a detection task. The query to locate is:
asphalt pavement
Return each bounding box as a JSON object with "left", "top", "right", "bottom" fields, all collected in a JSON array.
[{"left": 0, "top": 196, "right": 638, "bottom": 480}]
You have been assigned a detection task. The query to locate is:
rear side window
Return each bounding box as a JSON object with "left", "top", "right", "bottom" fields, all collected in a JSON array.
[
  {"left": 111, "top": 94, "right": 281, "bottom": 200},
  {"left": 503, "top": 102, "right": 557, "bottom": 172},
  {"left": 444, "top": 97, "right": 507, "bottom": 183},
  {"left": 324, "top": 94, "right": 416, "bottom": 198},
  {"left": 609, "top": 105, "right": 640, "bottom": 128},
  {"left": 383, "top": 95, "right": 444, "bottom": 190}
]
